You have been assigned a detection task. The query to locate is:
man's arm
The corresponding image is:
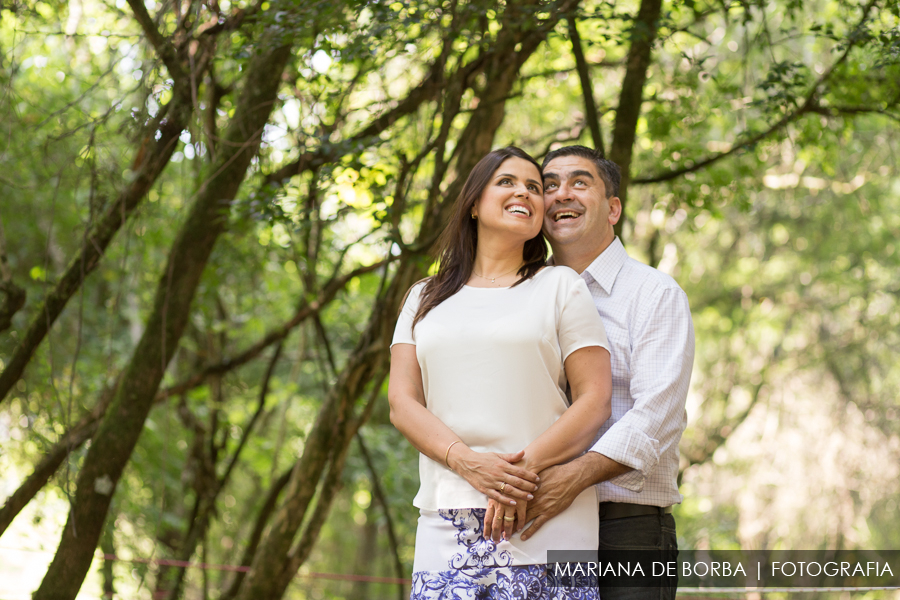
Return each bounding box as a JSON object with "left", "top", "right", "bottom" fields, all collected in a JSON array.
[
  {"left": 591, "top": 286, "right": 693, "bottom": 491},
  {"left": 520, "top": 284, "right": 694, "bottom": 540}
]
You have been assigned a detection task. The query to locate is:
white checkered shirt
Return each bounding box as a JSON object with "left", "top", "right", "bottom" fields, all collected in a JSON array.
[{"left": 576, "top": 237, "right": 694, "bottom": 507}]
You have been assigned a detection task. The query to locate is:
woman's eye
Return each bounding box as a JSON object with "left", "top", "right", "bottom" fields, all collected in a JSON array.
[{"left": 499, "top": 178, "right": 511, "bottom": 185}]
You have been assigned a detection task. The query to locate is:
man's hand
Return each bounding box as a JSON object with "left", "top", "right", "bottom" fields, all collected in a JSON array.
[
  {"left": 520, "top": 462, "right": 584, "bottom": 541},
  {"left": 520, "top": 451, "right": 629, "bottom": 541}
]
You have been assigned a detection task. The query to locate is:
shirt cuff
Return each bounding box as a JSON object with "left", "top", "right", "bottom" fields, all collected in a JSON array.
[{"left": 590, "top": 422, "right": 661, "bottom": 493}]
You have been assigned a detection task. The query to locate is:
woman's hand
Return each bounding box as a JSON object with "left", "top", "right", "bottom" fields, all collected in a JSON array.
[
  {"left": 484, "top": 495, "right": 527, "bottom": 542},
  {"left": 447, "top": 447, "right": 539, "bottom": 506}
]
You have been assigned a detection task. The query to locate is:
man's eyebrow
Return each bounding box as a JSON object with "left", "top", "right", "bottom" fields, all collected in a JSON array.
[{"left": 542, "top": 170, "right": 595, "bottom": 181}]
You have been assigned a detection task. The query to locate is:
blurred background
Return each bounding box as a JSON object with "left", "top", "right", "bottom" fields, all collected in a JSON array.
[{"left": 1, "top": 0, "right": 899, "bottom": 598}]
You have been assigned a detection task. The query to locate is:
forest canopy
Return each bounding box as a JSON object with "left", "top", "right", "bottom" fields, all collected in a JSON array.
[{"left": 1, "top": 0, "right": 899, "bottom": 598}]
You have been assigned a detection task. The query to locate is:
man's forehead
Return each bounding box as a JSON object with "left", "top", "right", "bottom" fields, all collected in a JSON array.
[{"left": 543, "top": 156, "right": 600, "bottom": 179}]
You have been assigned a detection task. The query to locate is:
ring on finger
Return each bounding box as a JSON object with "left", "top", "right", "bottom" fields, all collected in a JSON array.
[
  {"left": 495, "top": 513, "right": 503, "bottom": 520},
  {"left": 503, "top": 516, "right": 515, "bottom": 521},
  {"left": 499, "top": 482, "right": 506, "bottom": 492}
]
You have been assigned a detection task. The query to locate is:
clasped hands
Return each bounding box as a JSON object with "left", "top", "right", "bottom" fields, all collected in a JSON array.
[{"left": 446, "top": 445, "right": 539, "bottom": 543}]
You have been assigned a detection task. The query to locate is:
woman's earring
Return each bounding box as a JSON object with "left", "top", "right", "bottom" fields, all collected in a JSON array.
[{"left": 471, "top": 213, "right": 477, "bottom": 219}]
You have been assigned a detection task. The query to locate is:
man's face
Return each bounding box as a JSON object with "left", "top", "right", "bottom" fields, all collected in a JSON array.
[{"left": 542, "top": 155, "right": 621, "bottom": 253}]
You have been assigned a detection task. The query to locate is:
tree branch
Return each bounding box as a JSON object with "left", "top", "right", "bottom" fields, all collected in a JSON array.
[
  {"left": 633, "top": 0, "right": 880, "bottom": 186},
  {"left": 218, "top": 342, "right": 283, "bottom": 489},
  {"left": 608, "top": 0, "right": 664, "bottom": 238},
  {"left": 0, "top": 214, "right": 26, "bottom": 332},
  {"left": 32, "top": 26, "right": 295, "bottom": 599},
  {"left": 219, "top": 468, "right": 294, "bottom": 600},
  {"left": 681, "top": 376, "right": 767, "bottom": 470},
  {"left": 520, "top": 59, "right": 623, "bottom": 81},
  {"left": 157, "top": 342, "right": 285, "bottom": 600},
  {"left": 809, "top": 103, "right": 900, "bottom": 124},
  {"left": 262, "top": 50, "right": 460, "bottom": 187},
  {"left": 567, "top": 14, "right": 605, "bottom": 156},
  {"left": 281, "top": 371, "right": 387, "bottom": 584},
  {"left": 0, "top": 52, "right": 201, "bottom": 403},
  {"left": 157, "top": 257, "right": 391, "bottom": 400},
  {"left": 6, "top": 256, "right": 391, "bottom": 510},
  {"left": 126, "top": 0, "right": 186, "bottom": 81},
  {"left": 0, "top": 384, "right": 116, "bottom": 536},
  {"left": 356, "top": 432, "right": 406, "bottom": 600}
]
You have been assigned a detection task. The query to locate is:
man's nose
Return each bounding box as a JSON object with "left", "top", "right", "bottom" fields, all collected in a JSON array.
[{"left": 555, "top": 182, "right": 574, "bottom": 202}]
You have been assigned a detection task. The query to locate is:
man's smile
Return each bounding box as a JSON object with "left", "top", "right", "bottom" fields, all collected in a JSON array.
[
  {"left": 552, "top": 210, "right": 582, "bottom": 222},
  {"left": 547, "top": 204, "right": 585, "bottom": 223}
]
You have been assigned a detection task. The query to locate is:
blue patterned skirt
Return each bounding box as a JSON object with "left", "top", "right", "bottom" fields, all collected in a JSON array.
[{"left": 410, "top": 508, "right": 600, "bottom": 600}]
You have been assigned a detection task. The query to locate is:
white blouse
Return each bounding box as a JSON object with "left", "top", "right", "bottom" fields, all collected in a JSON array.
[{"left": 391, "top": 266, "right": 610, "bottom": 510}]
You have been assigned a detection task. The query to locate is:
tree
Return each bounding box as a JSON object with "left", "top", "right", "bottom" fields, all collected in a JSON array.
[{"left": 1, "top": 0, "right": 898, "bottom": 597}]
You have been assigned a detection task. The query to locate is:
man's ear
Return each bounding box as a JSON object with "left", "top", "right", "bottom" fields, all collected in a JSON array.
[{"left": 608, "top": 196, "right": 622, "bottom": 225}]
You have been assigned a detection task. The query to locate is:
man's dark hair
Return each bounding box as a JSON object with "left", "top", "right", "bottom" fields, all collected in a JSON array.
[{"left": 542, "top": 145, "right": 621, "bottom": 198}]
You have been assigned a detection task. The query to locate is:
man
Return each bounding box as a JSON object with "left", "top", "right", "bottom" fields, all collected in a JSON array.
[{"left": 523, "top": 145, "right": 694, "bottom": 600}]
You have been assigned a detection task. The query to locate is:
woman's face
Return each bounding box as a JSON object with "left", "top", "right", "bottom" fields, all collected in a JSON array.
[{"left": 471, "top": 157, "right": 544, "bottom": 242}]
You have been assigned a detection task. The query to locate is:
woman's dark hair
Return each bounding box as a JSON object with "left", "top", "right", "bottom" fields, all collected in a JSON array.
[{"left": 412, "top": 146, "right": 547, "bottom": 329}]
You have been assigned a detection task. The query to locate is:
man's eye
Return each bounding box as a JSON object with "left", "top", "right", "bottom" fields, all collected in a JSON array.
[{"left": 545, "top": 183, "right": 557, "bottom": 190}]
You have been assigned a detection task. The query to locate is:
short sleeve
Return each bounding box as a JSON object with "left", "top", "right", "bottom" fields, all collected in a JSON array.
[
  {"left": 558, "top": 277, "right": 610, "bottom": 360},
  {"left": 391, "top": 281, "right": 426, "bottom": 347}
]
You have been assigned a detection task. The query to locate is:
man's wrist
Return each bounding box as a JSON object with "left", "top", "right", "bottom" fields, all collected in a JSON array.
[{"left": 580, "top": 451, "right": 632, "bottom": 487}]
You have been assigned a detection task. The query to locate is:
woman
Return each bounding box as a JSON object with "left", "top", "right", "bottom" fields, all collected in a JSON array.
[{"left": 389, "top": 147, "right": 612, "bottom": 599}]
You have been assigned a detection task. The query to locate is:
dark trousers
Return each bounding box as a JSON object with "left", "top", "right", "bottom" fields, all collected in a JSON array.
[{"left": 597, "top": 511, "right": 678, "bottom": 600}]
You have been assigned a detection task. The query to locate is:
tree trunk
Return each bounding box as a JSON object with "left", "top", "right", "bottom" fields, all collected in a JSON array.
[
  {"left": 347, "top": 505, "right": 379, "bottom": 600},
  {"left": 100, "top": 510, "right": 116, "bottom": 599},
  {"left": 232, "top": 304, "right": 397, "bottom": 599},
  {"left": 0, "top": 213, "right": 26, "bottom": 332},
  {"left": 567, "top": 14, "right": 605, "bottom": 157},
  {"left": 608, "top": 0, "right": 663, "bottom": 238},
  {"left": 219, "top": 468, "right": 293, "bottom": 600},
  {"left": 155, "top": 344, "right": 283, "bottom": 600},
  {"left": 356, "top": 433, "right": 406, "bottom": 600},
  {"left": 31, "top": 32, "right": 294, "bottom": 600},
  {"left": 232, "top": 6, "right": 562, "bottom": 597}
]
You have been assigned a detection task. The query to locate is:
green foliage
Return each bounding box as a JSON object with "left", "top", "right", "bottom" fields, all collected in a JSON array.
[{"left": 0, "top": 0, "right": 898, "bottom": 598}]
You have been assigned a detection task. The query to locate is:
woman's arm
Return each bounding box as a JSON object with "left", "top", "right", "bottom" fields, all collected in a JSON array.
[
  {"left": 483, "top": 344, "right": 611, "bottom": 541},
  {"left": 521, "top": 345, "right": 612, "bottom": 472},
  {"left": 388, "top": 343, "right": 540, "bottom": 507}
]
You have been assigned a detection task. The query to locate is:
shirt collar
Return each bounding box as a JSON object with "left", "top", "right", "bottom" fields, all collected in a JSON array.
[{"left": 581, "top": 237, "right": 628, "bottom": 294}]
